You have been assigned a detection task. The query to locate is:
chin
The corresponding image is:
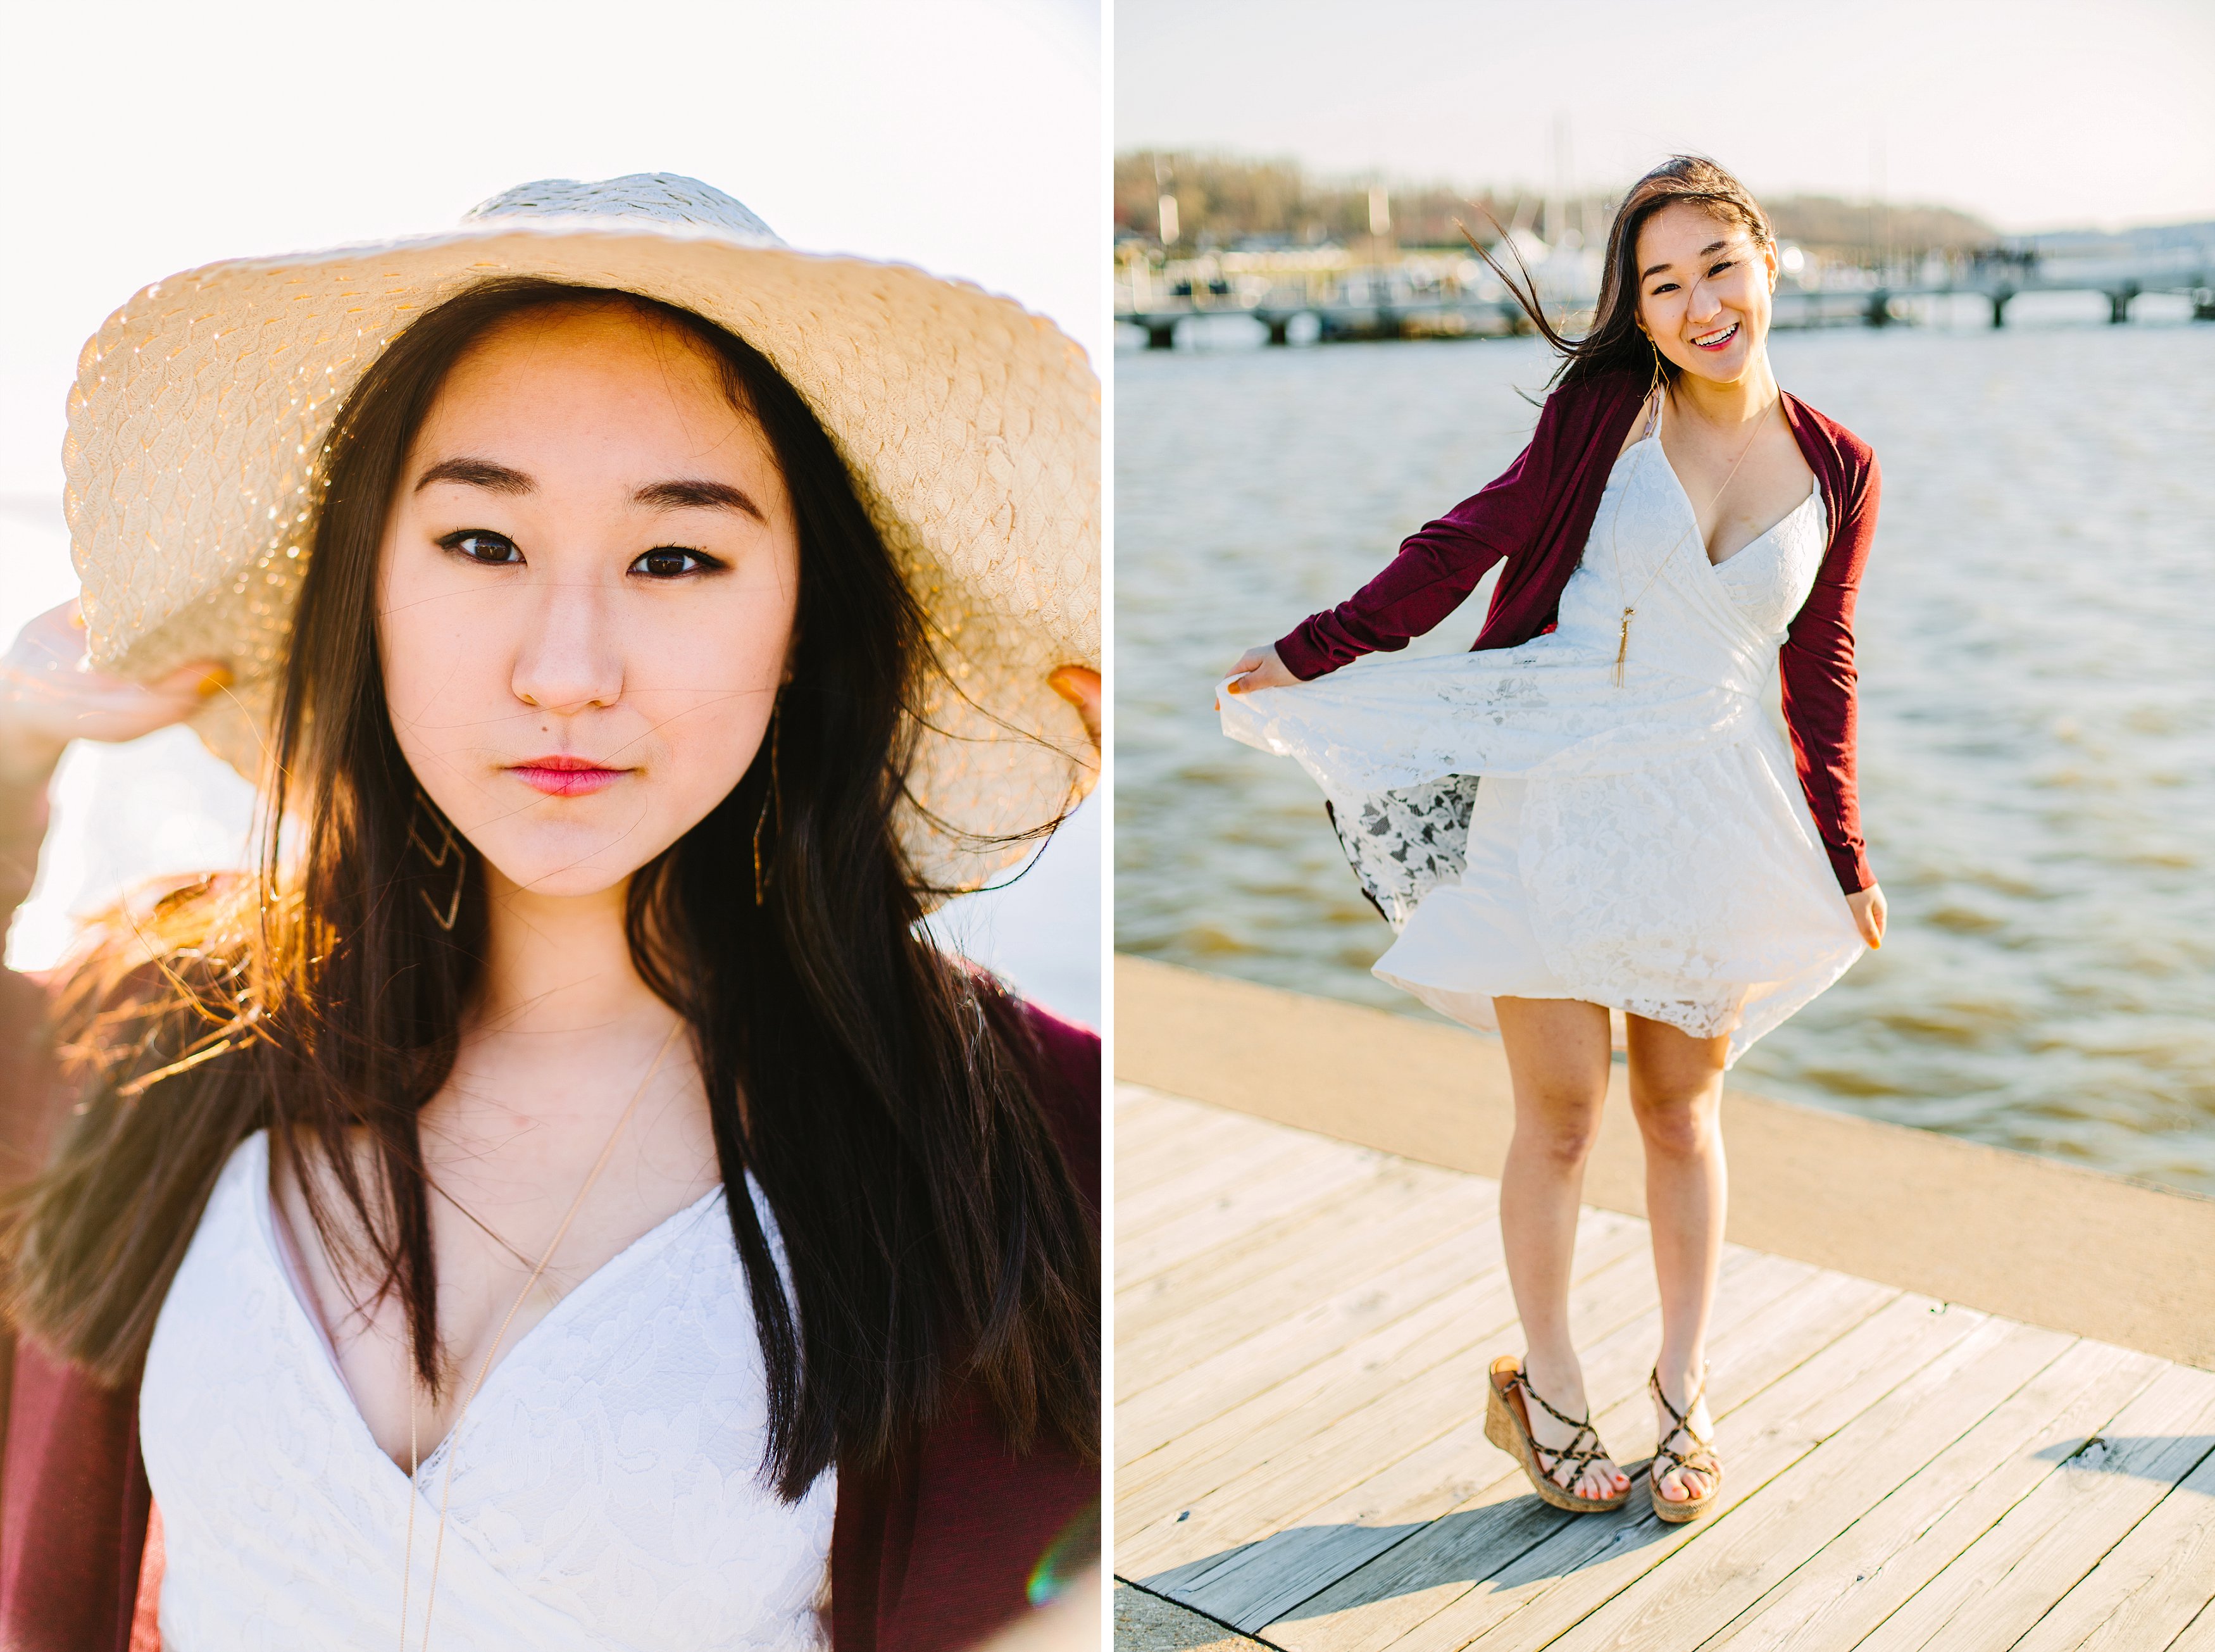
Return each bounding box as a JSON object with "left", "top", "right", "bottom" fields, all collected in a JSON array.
[{"left": 473, "top": 827, "right": 669, "bottom": 901}]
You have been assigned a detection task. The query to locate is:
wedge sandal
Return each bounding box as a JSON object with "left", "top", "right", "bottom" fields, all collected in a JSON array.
[
  {"left": 1647, "top": 1364, "right": 1723, "bottom": 1522},
  {"left": 1483, "top": 1355, "right": 1629, "bottom": 1513}
]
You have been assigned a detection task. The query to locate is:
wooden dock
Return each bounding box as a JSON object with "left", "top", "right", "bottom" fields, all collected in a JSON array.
[{"left": 1115, "top": 1083, "right": 2215, "bottom": 1651}]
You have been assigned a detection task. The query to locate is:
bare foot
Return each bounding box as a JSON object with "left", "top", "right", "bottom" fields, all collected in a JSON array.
[
  {"left": 1518, "top": 1349, "right": 1630, "bottom": 1503},
  {"left": 1650, "top": 1362, "right": 1718, "bottom": 1504}
]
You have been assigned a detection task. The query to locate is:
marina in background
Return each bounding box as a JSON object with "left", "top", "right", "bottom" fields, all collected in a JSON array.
[
  {"left": 1114, "top": 313, "right": 2215, "bottom": 1195},
  {"left": 1114, "top": 153, "right": 2215, "bottom": 346}
]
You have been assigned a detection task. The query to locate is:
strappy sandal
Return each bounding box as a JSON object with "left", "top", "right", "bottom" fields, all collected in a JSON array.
[
  {"left": 1483, "top": 1355, "right": 1630, "bottom": 1513},
  {"left": 1647, "top": 1365, "right": 1723, "bottom": 1523}
]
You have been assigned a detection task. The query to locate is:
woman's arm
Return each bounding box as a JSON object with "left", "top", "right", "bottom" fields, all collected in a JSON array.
[{"left": 1267, "top": 441, "right": 1544, "bottom": 682}]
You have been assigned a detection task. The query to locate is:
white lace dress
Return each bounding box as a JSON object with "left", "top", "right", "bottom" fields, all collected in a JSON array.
[
  {"left": 1220, "top": 399, "right": 1865, "bottom": 1063},
  {"left": 139, "top": 1130, "right": 835, "bottom": 1650}
]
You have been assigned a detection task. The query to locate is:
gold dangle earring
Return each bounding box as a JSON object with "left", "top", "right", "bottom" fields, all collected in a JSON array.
[
  {"left": 1644, "top": 330, "right": 1666, "bottom": 408},
  {"left": 407, "top": 791, "right": 467, "bottom": 931},
  {"left": 752, "top": 700, "right": 783, "bottom": 906}
]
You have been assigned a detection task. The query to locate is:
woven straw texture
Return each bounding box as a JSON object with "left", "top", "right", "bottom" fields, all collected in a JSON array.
[{"left": 63, "top": 175, "right": 1099, "bottom": 894}]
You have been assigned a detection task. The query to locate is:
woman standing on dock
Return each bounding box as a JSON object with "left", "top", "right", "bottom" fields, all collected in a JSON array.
[
  {"left": 0, "top": 175, "right": 1100, "bottom": 1648},
  {"left": 1219, "top": 156, "right": 1885, "bottom": 1522}
]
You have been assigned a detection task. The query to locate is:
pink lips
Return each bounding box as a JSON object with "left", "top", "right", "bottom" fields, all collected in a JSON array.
[
  {"left": 508, "top": 754, "right": 630, "bottom": 797},
  {"left": 1692, "top": 321, "right": 1740, "bottom": 352}
]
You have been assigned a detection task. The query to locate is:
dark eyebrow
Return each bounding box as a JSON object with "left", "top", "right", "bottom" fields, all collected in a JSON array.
[
  {"left": 415, "top": 457, "right": 533, "bottom": 494},
  {"left": 633, "top": 479, "right": 767, "bottom": 523},
  {"left": 1643, "top": 239, "right": 1731, "bottom": 281}
]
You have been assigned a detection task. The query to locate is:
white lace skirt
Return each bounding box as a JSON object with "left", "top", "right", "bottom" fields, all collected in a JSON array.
[{"left": 1362, "top": 715, "right": 1863, "bottom": 1063}]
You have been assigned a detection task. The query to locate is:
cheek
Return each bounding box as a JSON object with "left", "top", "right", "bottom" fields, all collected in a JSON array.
[
  {"left": 376, "top": 548, "right": 508, "bottom": 754},
  {"left": 628, "top": 580, "right": 798, "bottom": 784}
]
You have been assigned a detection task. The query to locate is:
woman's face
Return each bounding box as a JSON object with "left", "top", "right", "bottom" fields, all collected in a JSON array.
[
  {"left": 378, "top": 304, "right": 799, "bottom": 899},
  {"left": 1633, "top": 201, "right": 1778, "bottom": 387}
]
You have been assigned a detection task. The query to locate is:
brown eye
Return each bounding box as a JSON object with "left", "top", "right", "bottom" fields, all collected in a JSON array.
[
  {"left": 439, "top": 529, "right": 521, "bottom": 565},
  {"left": 631, "top": 547, "right": 720, "bottom": 579}
]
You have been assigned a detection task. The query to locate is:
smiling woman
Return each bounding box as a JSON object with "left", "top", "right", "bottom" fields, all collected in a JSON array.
[
  {"left": 1217, "top": 154, "right": 1885, "bottom": 1526},
  {"left": 0, "top": 180, "right": 1099, "bottom": 1651}
]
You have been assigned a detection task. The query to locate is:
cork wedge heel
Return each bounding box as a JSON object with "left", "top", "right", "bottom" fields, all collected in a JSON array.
[{"left": 1482, "top": 1355, "right": 1630, "bottom": 1513}]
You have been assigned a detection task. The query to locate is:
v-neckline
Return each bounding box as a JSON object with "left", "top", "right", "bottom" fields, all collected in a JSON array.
[
  {"left": 251, "top": 1132, "right": 727, "bottom": 1485},
  {"left": 1638, "top": 394, "right": 1818, "bottom": 570},
  {"left": 1639, "top": 389, "right": 1825, "bottom": 571}
]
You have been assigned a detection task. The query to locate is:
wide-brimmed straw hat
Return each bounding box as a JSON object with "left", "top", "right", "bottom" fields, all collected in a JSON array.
[{"left": 62, "top": 174, "right": 1098, "bottom": 894}]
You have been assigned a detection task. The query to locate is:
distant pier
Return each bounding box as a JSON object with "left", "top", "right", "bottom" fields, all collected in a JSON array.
[{"left": 1120, "top": 245, "right": 2215, "bottom": 347}]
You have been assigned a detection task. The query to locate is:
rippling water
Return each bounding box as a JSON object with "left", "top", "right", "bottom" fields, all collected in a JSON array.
[{"left": 1114, "top": 313, "right": 2215, "bottom": 1194}]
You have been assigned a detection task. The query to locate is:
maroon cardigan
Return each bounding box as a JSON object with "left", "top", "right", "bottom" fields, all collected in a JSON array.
[
  {"left": 1275, "top": 369, "right": 1881, "bottom": 894},
  {"left": 0, "top": 775, "right": 1099, "bottom": 1652}
]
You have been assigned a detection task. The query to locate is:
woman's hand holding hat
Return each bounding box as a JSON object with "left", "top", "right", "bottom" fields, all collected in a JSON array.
[
  {"left": 0, "top": 599, "right": 228, "bottom": 785},
  {"left": 1047, "top": 666, "right": 1101, "bottom": 768}
]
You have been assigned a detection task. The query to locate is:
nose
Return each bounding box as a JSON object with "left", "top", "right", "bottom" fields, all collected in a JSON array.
[
  {"left": 511, "top": 572, "right": 623, "bottom": 713},
  {"left": 1686, "top": 281, "right": 1725, "bottom": 325}
]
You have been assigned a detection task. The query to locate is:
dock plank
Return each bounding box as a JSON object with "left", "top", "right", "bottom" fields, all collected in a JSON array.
[
  {"left": 1117, "top": 1116, "right": 1357, "bottom": 1240},
  {"left": 1702, "top": 1334, "right": 2164, "bottom": 1651},
  {"left": 1125, "top": 1241, "right": 1668, "bottom": 1584},
  {"left": 1116, "top": 1156, "right": 1481, "bottom": 1343},
  {"left": 1856, "top": 1361, "right": 2215, "bottom": 1651},
  {"left": 2173, "top": 1599, "right": 2215, "bottom": 1651},
  {"left": 1117, "top": 1218, "right": 1516, "bottom": 1472},
  {"left": 1115, "top": 1208, "right": 1649, "bottom": 1500},
  {"left": 1118, "top": 1139, "right": 1384, "bottom": 1288},
  {"left": 2003, "top": 1433, "right": 2215, "bottom": 1652},
  {"left": 1118, "top": 1175, "right": 1497, "bottom": 1400}
]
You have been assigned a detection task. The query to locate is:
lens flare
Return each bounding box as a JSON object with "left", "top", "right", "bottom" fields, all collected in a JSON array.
[{"left": 1025, "top": 1501, "right": 1101, "bottom": 1606}]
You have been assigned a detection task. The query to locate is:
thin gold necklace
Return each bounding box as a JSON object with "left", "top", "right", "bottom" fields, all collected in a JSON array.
[
  {"left": 1610, "top": 383, "right": 1776, "bottom": 685},
  {"left": 398, "top": 1016, "right": 686, "bottom": 1650}
]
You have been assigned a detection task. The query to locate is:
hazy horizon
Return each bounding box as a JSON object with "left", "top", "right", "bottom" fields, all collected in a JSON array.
[
  {"left": 1112, "top": 144, "right": 2214, "bottom": 240},
  {"left": 1116, "top": 0, "right": 2214, "bottom": 236}
]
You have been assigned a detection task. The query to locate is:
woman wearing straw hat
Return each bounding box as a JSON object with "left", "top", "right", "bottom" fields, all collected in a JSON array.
[
  {"left": 0, "top": 175, "right": 1099, "bottom": 1649},
  {"left": 1219, "top": 157, "right": 1885, "bottom": 1525}
]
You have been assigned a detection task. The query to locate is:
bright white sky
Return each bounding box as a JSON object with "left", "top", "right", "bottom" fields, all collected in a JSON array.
[
  {"left": 0, "top": 0, "right": 1101, "bottom": 497},
  {"left": 1117, "top": 0, "right": 2215, "bottom": 234}
]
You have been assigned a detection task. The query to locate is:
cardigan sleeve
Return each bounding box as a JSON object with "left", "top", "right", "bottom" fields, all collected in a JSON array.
[
  {"left": 1780, "top": 451, "right": 1880, "bottom": 895},
  {"left": 0, "top": 767, "right": 161, "bottom": 1652},
  {"left": 1273, "top": 404, "right": 1566, "bottom": 680}
]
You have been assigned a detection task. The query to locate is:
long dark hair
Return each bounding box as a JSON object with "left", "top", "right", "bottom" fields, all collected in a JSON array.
[
  {"left": 1465, "top": 154, "right": 1776, "bottom": 392},
  {"left": 1, "top": 278, "right": 1097, "bottom": 1495}
]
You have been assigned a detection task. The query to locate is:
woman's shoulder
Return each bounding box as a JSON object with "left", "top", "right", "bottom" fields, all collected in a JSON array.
[
  {"left": 1537, "top": 365, "right": 1647, "bottom": 427},
  {"left": 1527, "top": 367, "right": 1651, "bottom": 467},
  {"left": 1781, "top": 393, "right": 1880, "bottom": 491}
]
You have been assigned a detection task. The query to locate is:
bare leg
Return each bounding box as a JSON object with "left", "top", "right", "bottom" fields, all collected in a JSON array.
[
  {"left": 1625, "top": 1012, "right": 1731, "bottom": 1503},
  {"left": 1492, "top": 996, "right": 1629, "bottom": 1501}
]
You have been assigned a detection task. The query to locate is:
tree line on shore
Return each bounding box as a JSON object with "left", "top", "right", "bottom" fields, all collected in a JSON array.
[{"left": 1115, "top": 151, "right": 2000, "bottom": 264}]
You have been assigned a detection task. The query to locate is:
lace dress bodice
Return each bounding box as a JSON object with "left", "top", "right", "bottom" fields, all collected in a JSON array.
[{"left": 140, "top": 1132, "right": 835, "bottom": 1650}]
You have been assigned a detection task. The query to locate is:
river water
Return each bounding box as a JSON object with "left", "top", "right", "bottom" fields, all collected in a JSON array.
[{"left": 1114, "top": 311, "right": 2215, "bottom": 1194}]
